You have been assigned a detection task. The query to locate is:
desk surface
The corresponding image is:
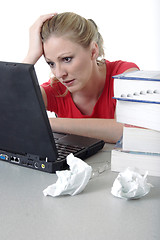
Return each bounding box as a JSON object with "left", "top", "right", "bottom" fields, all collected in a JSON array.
[{"left": 0, "top": 143, "right": 160, "bottom": 240}]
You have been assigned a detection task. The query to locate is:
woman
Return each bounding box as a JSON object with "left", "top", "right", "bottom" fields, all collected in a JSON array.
[{"left": 23, "top": 12, "right": 139, "bottom": 143}]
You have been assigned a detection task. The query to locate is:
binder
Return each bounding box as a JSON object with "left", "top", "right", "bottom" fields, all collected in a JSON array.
[
  {"left": 113, "top": 70, "right": 160, "bottom": 102},
  {"left": 113, "top": 70, "right": 160, "bottom": 131},
  {"left": 114, "top": 98, "right": 160, "bottom": 131}
]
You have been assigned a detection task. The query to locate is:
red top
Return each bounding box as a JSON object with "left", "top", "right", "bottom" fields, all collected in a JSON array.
[{"left": 41, "top": 60, "right": 139, "bottom": 118}]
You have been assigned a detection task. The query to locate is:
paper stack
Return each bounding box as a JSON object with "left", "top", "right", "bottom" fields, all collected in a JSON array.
[{"left": 111, "top": 70, "right": 160, "bottom": 177}]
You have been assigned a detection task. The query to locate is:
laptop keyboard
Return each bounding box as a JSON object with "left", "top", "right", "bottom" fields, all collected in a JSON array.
[{"left": 55, "top": 141, "right": 85, "bottom": 161}]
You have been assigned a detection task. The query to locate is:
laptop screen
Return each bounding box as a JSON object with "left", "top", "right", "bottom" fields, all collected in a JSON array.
[{"left": 0, "top": 61, "right": 58, "bottom": 161}]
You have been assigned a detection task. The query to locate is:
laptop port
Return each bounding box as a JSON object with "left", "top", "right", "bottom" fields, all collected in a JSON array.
[
  {"left": 21, "top": 161, "right": 27, "bottom": 166},
  {"left": 10, "top": 156, "right": 20, "bottom": 164},
  {"left": 0, "top": 154, "right": 9, "bottom": 160},
  {"left": 27, "top": 160, "right": 33, "bottom": 167},
  {"left": 34, "top": 162, "right": 39, "bottom": 169}
]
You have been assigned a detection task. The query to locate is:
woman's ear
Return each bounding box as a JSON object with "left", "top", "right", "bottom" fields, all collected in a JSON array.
[{"left": 90, "top": 41, "right": 99, "bottom": 60}]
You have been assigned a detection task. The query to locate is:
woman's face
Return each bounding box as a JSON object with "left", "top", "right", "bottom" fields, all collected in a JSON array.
[{"left": 43, "top": 36, "right": 96, "bottom": 93}]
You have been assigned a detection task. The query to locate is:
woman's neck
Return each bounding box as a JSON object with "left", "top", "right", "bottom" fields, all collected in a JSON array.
[{"left": 71, "top": 61, "right": 106, "bottom": 115}]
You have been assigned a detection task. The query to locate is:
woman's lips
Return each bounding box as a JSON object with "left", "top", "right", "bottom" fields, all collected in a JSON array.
[{"left": 63, "top": 79, "right": 75, "bottom": 87}]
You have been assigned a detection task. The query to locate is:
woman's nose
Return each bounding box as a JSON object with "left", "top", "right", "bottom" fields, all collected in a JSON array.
[{"left": 54, "top": 64, "right": 67, "bottom": 79}]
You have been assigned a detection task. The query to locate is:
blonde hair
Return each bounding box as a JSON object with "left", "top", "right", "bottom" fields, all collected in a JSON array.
[{"left": 41, "top": 12, "right": 105, "bottom": 59}]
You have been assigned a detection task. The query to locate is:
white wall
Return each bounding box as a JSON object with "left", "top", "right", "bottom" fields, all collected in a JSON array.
[{"left": 0, "top": 0, "right": 159, "bottom": 86}]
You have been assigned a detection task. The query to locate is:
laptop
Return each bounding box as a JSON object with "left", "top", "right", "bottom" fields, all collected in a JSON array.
[{"left": 0, "top": 61, "right": 105, "bottom": 173}]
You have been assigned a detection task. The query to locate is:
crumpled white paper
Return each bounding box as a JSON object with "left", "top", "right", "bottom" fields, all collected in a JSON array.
[
  {"left": 111, "top": 168, "right": 152, "bottom": 200},
  {"left": 43, "top": 153, "right": 92, "bottom": 197}
]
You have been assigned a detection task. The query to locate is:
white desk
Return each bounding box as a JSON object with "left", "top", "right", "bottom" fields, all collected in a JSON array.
[{"left": 0, "top": 144, "right": 160, "bottom": 240}]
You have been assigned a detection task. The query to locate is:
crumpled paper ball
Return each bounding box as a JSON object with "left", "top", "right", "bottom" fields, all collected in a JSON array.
[
  {"left": 43, "top": 153, "right": 92, "bottom": 197},
  {"left": 111, "top": 168, "right": 152, "bottom": 200}
]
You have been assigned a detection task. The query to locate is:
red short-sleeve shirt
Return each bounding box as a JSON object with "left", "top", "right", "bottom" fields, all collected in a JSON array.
[{"left": 41, "top": 60, "right": 139, "bottom": 119}]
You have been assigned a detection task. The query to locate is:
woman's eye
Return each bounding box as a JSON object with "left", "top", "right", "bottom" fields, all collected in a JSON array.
[
  {"left": 63, "top": 57, "right": 72, "bottom": 63},
  {"left": 47, "top": 62, "right": 55, "bottom": 68}
]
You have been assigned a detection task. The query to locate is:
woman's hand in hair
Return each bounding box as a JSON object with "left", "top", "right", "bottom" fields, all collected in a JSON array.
[{"left": 23, "top": 13, "right": 56, "bottom": 64}]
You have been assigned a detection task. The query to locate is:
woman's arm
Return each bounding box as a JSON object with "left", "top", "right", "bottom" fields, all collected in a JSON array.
[
  {"left": 23, "top": 14, "right": 55, "bottom": 64},
  {"left": 49, "top": 117, "right": 123, "bottom": 143}
]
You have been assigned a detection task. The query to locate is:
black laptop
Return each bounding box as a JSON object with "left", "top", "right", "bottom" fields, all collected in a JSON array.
[{"left": 0, "top": 61, "right": 104, "bottom": 173}]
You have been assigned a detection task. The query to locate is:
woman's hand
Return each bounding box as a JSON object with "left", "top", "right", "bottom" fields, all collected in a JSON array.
[{"left": 23, "top": 13, "right": 55, "bottom": 64}]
